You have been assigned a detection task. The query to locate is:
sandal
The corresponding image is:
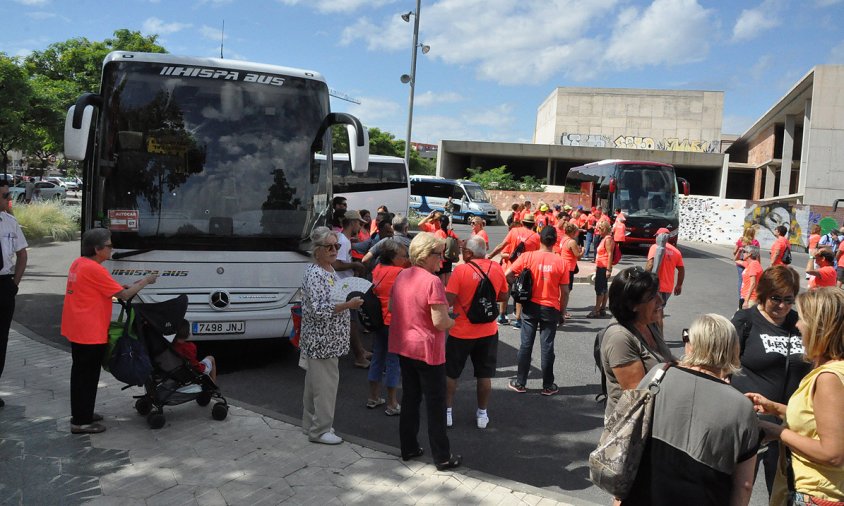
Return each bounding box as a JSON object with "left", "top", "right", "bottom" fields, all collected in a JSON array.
[
  {"left": 384, "top": 404, "right": 401, "bottom": 416},
  {"left": 599, "top": 309, "right": 608, "bottom": 318},
  {"left": 586, "top": 311, "right": 600, "bottom": 318},
  {"left": 435, "top": 454, "right": 462, "bottom": 471},
  {"left": 402, "top": 447, "right": 424, "bottom": 461},
  {"left": 366, "top": 398, "right": 386, "bottom": 409}
]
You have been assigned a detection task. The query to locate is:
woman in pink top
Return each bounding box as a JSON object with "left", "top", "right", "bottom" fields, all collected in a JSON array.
[
  {"left": 388, "top": 232, "right": 460, "bottom": 470},
  {"left": 559, "top": 222, "right": 582, "bottom": 319}
]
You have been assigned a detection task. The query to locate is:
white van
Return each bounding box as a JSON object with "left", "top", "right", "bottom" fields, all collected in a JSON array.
[
  {"left": 409, "top": 176, "right": 499, "bottom": 224},
  {"left": 332, "top": 154, "right": 409, "bottom": 216}
]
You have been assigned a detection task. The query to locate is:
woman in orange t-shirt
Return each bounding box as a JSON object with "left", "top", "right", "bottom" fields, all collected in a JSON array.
[
  {"left": 367, "top": 240, "right": 409, "bottom": 415},
  {"left": 806, "top": 224, "right": 822, "bottom": 276},
  {"left": 470, "top": 216, "right": 489, "bottom": 248},
  {"left": 559, "top": 222, "right": 582, "bottom": 318},
  {"left": 61, "top": 228, "right": 158, "bottom": 434},
  {"left": 588, "top": 221, "right": 614, "bottom": 318}
]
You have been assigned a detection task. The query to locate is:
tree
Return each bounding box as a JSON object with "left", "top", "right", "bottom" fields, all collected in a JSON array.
[
  {"left": 466, "top": 165, "right": 519, "bottom": 190},
  {"left": 0, "top": 54, "right": 32, "bottom": 172}
]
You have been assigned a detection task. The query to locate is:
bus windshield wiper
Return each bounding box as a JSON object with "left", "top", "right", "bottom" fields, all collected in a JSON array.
[{"left": 112, "top": 249, "right": 154, "bottom": 260}]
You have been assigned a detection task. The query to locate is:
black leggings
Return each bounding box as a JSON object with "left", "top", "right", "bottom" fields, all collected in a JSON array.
[{"left": 70, "top": 342, "right": 107, "bottom": 425}]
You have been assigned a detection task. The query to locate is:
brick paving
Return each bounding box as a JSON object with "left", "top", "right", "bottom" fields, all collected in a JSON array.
[{"left": 0, "top": 329, "right": 597, "bottom": 505}]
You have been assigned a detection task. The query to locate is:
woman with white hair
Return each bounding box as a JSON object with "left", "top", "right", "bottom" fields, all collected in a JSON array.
[
  {"left": 388, "top": 232, "right": 460, "bottom": 470},
  {"left": 618, "top": 314, "right": 759, "bottom": 506},
  {"left": 300, "top": 226, "right": 364, "bottom": 445}
]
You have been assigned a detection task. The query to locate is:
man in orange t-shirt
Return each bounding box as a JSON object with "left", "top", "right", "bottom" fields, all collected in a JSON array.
[
  {"left": 445, "top": 236, "right": 508, "bottom": 429},
  {"left": 489, "top": 214, "right": 540, "bottom": 327},
  {"left": 807, "top": 249, "right": 837, "bottom": 289},
  {"left": 504, "top": 227, "right": 569, "bottom": 396},
  {"left": 646, "top": 228, "right": 684, "bottom": 306},
  {"left": 770, "top": 225, "right": 790, "bottom": 266},
  {"left": 612, "top": 209, "right": 626, "bottom": 243}
]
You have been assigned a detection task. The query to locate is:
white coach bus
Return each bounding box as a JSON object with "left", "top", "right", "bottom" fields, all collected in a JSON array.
[
  {"left": 64, "top": 51, "right": 368, "bottom": 340},
  {"left": 331, "top": 154, "right": 409, "bottom": 217}
]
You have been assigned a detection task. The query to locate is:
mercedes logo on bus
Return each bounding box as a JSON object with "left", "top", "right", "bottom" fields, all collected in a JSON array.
[{"left": 210, "top": 291, "right": 230, "bottom": 309}]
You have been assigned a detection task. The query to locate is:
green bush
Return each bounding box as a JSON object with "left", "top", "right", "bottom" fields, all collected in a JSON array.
[
  {"left": 519, "top": 175, "right": 546, "bottom": 192},
  {"left": 466, "top": 165, "right": 519, "bottom": 190},
  {"left": 12, "top": 201, "right": 79, "bottom": 241}
]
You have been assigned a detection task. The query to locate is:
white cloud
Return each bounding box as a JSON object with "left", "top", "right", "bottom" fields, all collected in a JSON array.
[
  {"left": 414, "top": 91, "right": 463, "bottom": 107},
  {"left": 830, "top": 40, "right": 844, "bottom": 64},
  {"left": 604, "top": 0, "right": 715, "bottom": 70},
  {"left": 25, "top": 11, "right": 56, "bottom": 20},
  {"left": 15, "top": 48, "right": 33, "bottom": 58},
  {"left": 14, "top": 0, "right": 48, "bottom": 5},
  {"left": 200, "top": 25, "right": 227, "bottom": 41},
  {"left": 278, "top": 0, "right": 396, "bottom": 14},
  {"left": 732, "top": 0, "right": 782, "bottom": 42},
  {"left": 142, "top": 17, "right": 192, "bottom": 36},
  {"left": 342, "top": 0, "right": 619, "bottom": 86},
  {"left": 750, "top": 54, "right": 774, "bottom": 79},
  {"left": 342, "top": 96, "right": 403, "bottom": 126}
]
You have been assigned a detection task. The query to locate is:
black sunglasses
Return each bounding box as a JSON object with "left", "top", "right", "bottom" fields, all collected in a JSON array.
[
  {"left": 681, "top": 328, "right": 689, "bottom": 344},
  {"left": 769, "top": 295, "right": 795, "bottom": 305}
]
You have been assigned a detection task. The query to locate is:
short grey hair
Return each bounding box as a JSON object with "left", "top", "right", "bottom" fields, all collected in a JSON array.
[
  {"left": 81, "top": 228, "right": 111, "bottom": 257},
  {"left": 743, "top": 245, "right": 760, "bottom": 260},
  {"left": 310, "top": 226, "right": 338, "bottom": 253},
  {"left": 464, "top": 235, "right": 487, "bottom": 257},
  {"left": 683, "top": 313, "right": 741, "bottom": 376},
  {"left": 392, "top": 214, "right": 409, "bottom": 234}
]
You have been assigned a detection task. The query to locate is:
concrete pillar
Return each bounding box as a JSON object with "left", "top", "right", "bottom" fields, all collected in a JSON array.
[
  {"left": 546, "top": 158, "right": 553, "bottom": 185},
  {"left": 753, "top": 166, "right": 763, "bottom": 200},
  {"left": 718, "top": 154, "right": 730, "bottom": 198},
  {"left": 765, "top": 164, "right": 777, "bottom": 198},
  {"left": 779, "top": 114, "right": 796, "bottom": 196},
  {"left": 798, "top": 99, "right": 812, "bottom": 195}
]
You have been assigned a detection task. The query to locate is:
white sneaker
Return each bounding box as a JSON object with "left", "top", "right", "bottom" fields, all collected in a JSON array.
[
  {"left": 446, "top": 409, "right": 453, "bottom": 427},
  {"left": 476, "top": 412, "right": 489, "bottom": 429},
  {"left": 311, "top": 431, "right": 343, "bottom": 445}
]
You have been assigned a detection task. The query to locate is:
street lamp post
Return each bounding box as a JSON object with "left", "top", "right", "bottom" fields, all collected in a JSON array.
[{"left": 401, "top": 0, "right": 426, "bottom": 168}]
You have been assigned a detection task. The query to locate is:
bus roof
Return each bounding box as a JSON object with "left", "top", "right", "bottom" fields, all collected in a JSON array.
[
  {"left": 104, "top": 51, "right": 327, "bottom": 83},
  {"left": 579, "top": 159, "right": 674, "bottom": 169},
  {"left": 410, "top": 175, "right": 480, "bottom": 185},
  {"left": 332, "top": 154, "right": 405, "bottom": 164}
]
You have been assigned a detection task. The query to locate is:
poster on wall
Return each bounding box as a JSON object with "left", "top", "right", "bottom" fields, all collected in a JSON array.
[{"left": 744, "top": 203, "right": 805, "bottom": 249}]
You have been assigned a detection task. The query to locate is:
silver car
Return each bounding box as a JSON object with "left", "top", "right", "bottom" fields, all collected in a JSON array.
[{"left": 10, "top": 181, "right": 67, "bottom": 202}]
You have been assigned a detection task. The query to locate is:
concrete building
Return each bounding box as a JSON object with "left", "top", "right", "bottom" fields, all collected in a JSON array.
[
  {"left": 725, "top": 65, "right": 844, "bottom": 206},
  {"left": 436, "top": 65, "right": 844, "bottom": 206}
]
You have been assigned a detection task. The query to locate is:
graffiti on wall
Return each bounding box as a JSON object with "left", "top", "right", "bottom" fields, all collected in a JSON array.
[
  {"left": 744, "top": 203, "right": 808, "bottom": 249},
  {"left": 559, "top": 132, "right": 720, "bottom": 153},
  {"left": 679, "top": 196, "right": 746, "bottom": 245},
  {"left": 560, "top": 133, "right": 613, "bottom": 148}
]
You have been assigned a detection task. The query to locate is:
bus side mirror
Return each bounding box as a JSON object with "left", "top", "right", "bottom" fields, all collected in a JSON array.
[
  {"left": 64, "top": 105, "right": 94, "bottom": 161},
  {"left": 678, "top": 178, "right": 690, "bottom": 196},
  {"left": 347, "top": 124, "right": 369, "bottom": 173}
]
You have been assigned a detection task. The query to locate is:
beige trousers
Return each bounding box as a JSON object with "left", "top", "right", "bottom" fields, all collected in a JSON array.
[{"left": 302, "top": 356, "right": 340, "bottom": 439}]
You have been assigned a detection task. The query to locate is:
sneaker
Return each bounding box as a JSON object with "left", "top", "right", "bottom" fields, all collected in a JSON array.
[
  {"left": 310, "top": 431, "right": 343, "bottom": 445},
  {"left": 496, "top": 315, "right": 509, "bottom": 325},
  {"left": 541, "top": 384, "right": 559, "bottom": 396},
  {"left": 508, "top": 380, "right": 526, "bottom": 393},
  {"left": 70, "top": 422, "right": 106, "bottom": 434},
  {"left": 446, "top": 409, "right": 453, "bottom": 427},
  {"left": 507, "top": 313, "right": 518, "bottom": 321},
  {"left": 476, "top": 412, "right": 489, "bottom": 429},
  {"left": 511, "top": 320, "right": 522, "bottom": 329}
]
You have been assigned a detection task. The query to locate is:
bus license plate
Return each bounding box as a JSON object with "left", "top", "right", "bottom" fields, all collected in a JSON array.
[{"left": 192, "top": 321, "right": 245, "bottom": 335}]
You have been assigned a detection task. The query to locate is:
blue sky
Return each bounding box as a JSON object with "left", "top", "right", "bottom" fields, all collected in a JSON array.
[{"left": 3, "top": 0, "right": 844, "bottom": 145}]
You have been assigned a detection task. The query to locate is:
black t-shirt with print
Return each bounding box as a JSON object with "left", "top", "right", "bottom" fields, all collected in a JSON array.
[{"left": 730, "top": 306, "right": 811, "bottom": 403}]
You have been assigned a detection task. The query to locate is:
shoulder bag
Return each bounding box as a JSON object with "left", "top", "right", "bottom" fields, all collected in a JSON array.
[{"left": 589, "top": 362, "right": 672, "bottom": 499}]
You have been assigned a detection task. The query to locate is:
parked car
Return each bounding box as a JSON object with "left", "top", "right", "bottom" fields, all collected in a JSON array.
[
  {"left": 46, "top": 177, "right": 79, "bottom": 191},
  {"left": 9, "top": 181, "right": 67, "bottom": 202}
]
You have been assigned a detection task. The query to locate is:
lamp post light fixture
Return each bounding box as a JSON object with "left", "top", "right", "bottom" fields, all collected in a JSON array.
[{"left": 400, "top": 0, "right": 429, "bottom": 168}]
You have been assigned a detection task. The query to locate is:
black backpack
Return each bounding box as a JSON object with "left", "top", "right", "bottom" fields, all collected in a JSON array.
[
  {"left": 357, "top": 286, "right": 385, "bottom": 332},
  {"left": 782, "top": 245, "right": 792, "bottom": 265},
  {"left": 593, "top": 323, "right": 619, "bottom": 404},
  {"left": 465, "top": 261, "right": 500, "bottom": 324},
  {"left": 510, "top": 264, "right": 533, "bottom": 305},
  {"left": 510, "top": 240, "right": 527, "bottom": 263}
]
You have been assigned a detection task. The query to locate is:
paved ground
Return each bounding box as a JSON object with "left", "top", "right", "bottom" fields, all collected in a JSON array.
[{"left": 0, "top": 327, "right": 597, "bottom": 505}]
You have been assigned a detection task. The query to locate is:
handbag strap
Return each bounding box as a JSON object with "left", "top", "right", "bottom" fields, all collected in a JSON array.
[{"left": 646, "top": 362, "right": 672, "bottom": 394}]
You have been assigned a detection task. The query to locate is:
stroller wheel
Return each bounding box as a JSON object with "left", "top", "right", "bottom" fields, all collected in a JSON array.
[
  {"left": 135, "top": 397, "right": 153, "bottom": 416},
  {"left": 147, "top": 412, "right": 166, "bottom": 429},
  {"left": 211, "top": 402, "right": 228, "bottom": 421},
  {"left": 196, "top": 391, "right": 212, "bottom": 407}
]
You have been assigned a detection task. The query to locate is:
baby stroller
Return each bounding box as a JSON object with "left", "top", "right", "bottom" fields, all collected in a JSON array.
[{"left": 119, "top": 294, "right": 229, "bottom": 429}]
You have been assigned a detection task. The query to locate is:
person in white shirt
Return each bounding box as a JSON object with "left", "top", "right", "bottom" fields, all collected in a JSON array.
[{"left": 0, "top": 180, "right": 28, "bottom": 408}]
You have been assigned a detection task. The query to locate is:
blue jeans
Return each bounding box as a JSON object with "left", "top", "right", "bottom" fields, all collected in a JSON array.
[
  {"left": 367, "top": 326, "right": 400, "bottom": 388},
  {"left": 736, "top": 264, "right": 744, "bottom": 301},
  {"left": 516, "top": 301, "right": 560, "bottom": 388},
  {"left": 584, "top": 231, "right": 595, "bottom": 258}
]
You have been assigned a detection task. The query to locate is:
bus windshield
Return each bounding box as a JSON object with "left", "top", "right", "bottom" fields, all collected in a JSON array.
[
  {"left": 615, "top": 165, "right": 677, "bottom": 218},
  {"left": 463, "top": 183, "right": 490, "bottom": 202},
  {"left": 95, "top": 61, "right": 331, "bottom": 250}
]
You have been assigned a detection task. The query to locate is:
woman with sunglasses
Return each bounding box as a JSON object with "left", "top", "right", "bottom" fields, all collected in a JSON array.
[
  {"left": 388, "top": 232, "right": 461, "bottom": 470},
  {"left": 61, "top": 228, "right": 158, "bottom": 434},
  {"left": 747, "top": 287, "right": 844, "bottom": 505},
  {"left": 300, "top": 226, "right": 364, "bottom": 445},
  {"left": 730, "top": 265, "right": 811, "bottom": 497}
]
